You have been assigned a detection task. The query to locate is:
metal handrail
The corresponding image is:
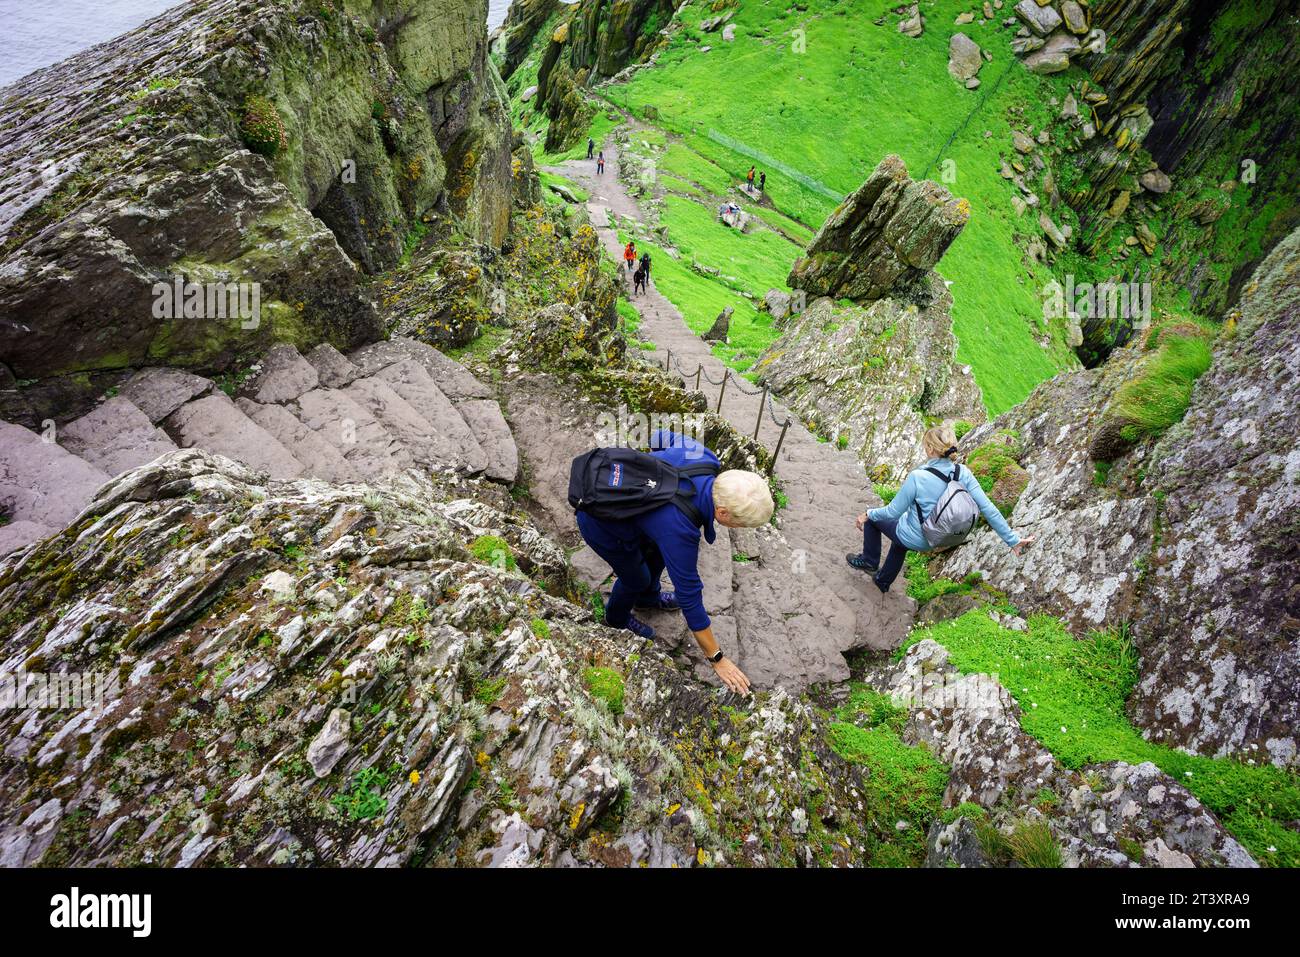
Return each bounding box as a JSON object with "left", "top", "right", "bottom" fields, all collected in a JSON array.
[{"left": 659, "top": 348, "right": 793, "bottom": 474}]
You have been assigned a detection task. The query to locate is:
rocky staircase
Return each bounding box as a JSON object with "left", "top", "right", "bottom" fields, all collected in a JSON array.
[{"left": 0, "top": 337, "right": 518, "bottom": 557}]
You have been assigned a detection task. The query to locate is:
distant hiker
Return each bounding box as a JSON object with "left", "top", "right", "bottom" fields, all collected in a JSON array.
[
  {"left": 570, "top": 431, "right": 775, "bottom": 694},
  {"left": 759, "top": 171, "right": 766, "bottom": 193},
  {"left": 746, "top": 166, "right": 755, "bottom": 193},
  {"left": 847, "top": 424, "right": 1035, "bottom": 594},
  {"left": 597, "top": 151, "right": 605, "bottom": 175},
  {"left": 633, "top": 264, "right": 648, "bottom": 296},
  {"left": 623, "top": 240, "right": 637, "bottom": 278},
  {"left": 639, "top": 250, "right": 652, "bottom": 281},
  {"left": 587, "top": 137, "right": 595, "bottom": 159}
]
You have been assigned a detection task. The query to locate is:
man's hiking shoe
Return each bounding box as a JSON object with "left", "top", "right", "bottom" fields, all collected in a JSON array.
[
  {"left": 611, "top": 615, "right": 656, "bottom": 640},
  {"left": 846, "top": 553, "right": 878, "bottom": 574},
  {"left": 635, "top": 591, "right": 680, "bottom": 611}
]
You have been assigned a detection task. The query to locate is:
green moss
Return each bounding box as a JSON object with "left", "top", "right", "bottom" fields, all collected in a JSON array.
[
  {"left": 582, "top": 666, "right": 625, "bottom": 715},
  {"left": 469, "top": 535, "right": 516, "bottom": 571},
  {"left": 905, "top": 610, "right": 1300, "bottom": 866}
]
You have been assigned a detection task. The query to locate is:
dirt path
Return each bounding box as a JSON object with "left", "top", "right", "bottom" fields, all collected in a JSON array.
[{"left": 532, "top": 137, "right": 914, "bottom": 691}]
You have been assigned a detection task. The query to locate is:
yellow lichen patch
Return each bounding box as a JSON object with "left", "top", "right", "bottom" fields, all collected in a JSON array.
[{"left": 569, "top": 802, "right": 585, "bottom": 830}]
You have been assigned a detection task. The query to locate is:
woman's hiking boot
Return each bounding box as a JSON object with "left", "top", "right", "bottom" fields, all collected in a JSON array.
[
  {"left": 845, "top": 553, "right": 878, "bottom": 574},
  {"left": 611, "top": 615, "right": 656, "bottom": 640}
]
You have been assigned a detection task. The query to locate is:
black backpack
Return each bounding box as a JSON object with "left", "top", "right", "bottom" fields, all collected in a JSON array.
[{"left": 568, "top": 448, "right": 719, "bottom": 527}]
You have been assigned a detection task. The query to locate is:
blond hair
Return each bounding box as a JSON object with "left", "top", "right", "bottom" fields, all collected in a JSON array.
[
  {"left": 713, "top": 470, "right": 774, "bottom": 527},
  {"left": 922, "top": 424, "right": 959, "bottom": 462}
]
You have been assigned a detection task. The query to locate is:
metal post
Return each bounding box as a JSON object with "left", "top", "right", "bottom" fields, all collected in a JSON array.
[
  {"left": 664, "top": 348, "right": 672, "bottom": 373},
  {"left": 771, "top": 420, "right": 791, "bottom": 474},
  {"left": 716, "top": 372, "right": 728, "bottom": 414},
  {"left": 694, "top": 365, "right": 702, "bottom": 392},
  {"left": 754, "top": 387, "right": 768, "bottom": 440}
]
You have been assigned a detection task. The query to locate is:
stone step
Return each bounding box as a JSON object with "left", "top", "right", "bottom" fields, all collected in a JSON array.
[
  {"left": 288, "top": 387, "right": 411, "bottom": 480},
  {"left": 240, "top": 343, "right": 319, "bottom": 404},
  {"left": 369, "top": 359, "right": 487, "bottom": 475},
  {"left": 234, "top": 398, "right": 360, "bottom": 484},
  {"left": 455, "top": 399, "right": 520, "bottom": 483},
  {"left": 0, "top": 520, "right": 54, "bottom": 557},
  {"left": 164, "top": 394, "right": 305, "bottom": 481},
  {"left": 305, "top": 343, "right": 362, "bottom": 388},
  {"left": 348, "top": 337, "right": 491, "bottom": 401},
  {"left": 58, "top": 396, "right": 178, "bottom": 477},
  {"left": 0, "top": 421, "right": 110, "bottom": 537},
  {"left": 344, "top": 376, "right": 478, "bottom": 474},
  {"left": 119, "top": 367, "right": 213, "bottom": 424}
]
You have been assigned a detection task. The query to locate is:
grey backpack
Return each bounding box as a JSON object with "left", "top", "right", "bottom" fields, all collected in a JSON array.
[{"left": 915, "top": 463, "right": 979, "bottom": 550}]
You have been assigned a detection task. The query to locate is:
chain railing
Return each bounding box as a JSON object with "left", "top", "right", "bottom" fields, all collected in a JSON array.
[{"left": 660, "top": 348, "right": 792, "bottom": 473}]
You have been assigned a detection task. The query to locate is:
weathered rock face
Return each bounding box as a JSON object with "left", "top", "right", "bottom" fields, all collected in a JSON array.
[
  {"left": 934, "top": 228, "right": 1300, "bottom": 769},
  {"left": 1002, "top": 0, "right": 1300, "bottom": 323},
  {"left": 496, "top": 0, "right": 564, "bottom": 79},
  {"left": 0, "top": 0, "right": 513, "bottom": 421},
  {"left": 528, "top": 0, "right": 677, "bottom": 150},
  {"left": 871, "top": 638, "right": 1256, "bottom": 868},
  {"left": 788, "top": 155, "right": 969, "bottom": 302},
  {"left": 754, "top": 277, "right": 985, "bottom": 482},
  {"left": 0, "top": 450, "right": 907, "bottom": 867},
  {"left": 1128, "top": 228, "right": 1300, "bottom": 768}
]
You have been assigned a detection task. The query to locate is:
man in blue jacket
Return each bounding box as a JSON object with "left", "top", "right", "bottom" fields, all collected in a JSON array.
[
  {"left": 848, "top": 425, "right": 1035, "bottom": 593},
  {"left": 576, "top": 431, "right": 774, "bottom": 694}
]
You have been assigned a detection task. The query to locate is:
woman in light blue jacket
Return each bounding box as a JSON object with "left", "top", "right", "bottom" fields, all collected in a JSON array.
[{"left": 847, "top": 425, "right": 1035, "bottom": 593}]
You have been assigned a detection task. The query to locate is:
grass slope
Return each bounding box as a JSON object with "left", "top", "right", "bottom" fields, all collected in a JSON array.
[{"left": 597, "top": 0, "right": 1079, "bottom": 413}]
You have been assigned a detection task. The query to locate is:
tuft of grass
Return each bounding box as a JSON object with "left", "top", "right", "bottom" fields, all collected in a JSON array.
[
  {"left": 1108, "top": 333, "right": 1214, "bottom": 443},
  {"left": 1006, "top": 819, "right": 1064, "bottom": 868}
]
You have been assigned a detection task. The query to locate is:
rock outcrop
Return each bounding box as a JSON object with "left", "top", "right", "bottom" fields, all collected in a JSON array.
[
  {"left": 787, "top": 155, "right": 969, "bottom": 302},
  {"left": 0, "top": 0, "right": 513, "bottom": 422},
  {"left": 0, "top": 451, "right": 916, "bottom": 867},
  {"left": 761, "top": 156, "right": 981, "bottom": 479}
]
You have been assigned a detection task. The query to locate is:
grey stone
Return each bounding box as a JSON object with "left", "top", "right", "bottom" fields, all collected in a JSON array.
[
  {"left": 948, "top": 33, "right": 983, "bottom": 82},
  {"left": 369, "top": 359, "right": 489, "bottom": 474},
  {"left": 0, "top": 422, "right": 110, "bottom": 534},
  {"left": 1014, "top": 0, "right": 1062, "bottom": 36},
  {"left": 306, "top": 343, "right": 363, "bottom": 388},
  {"left": 348, "top": 337, "right": 491, "bottom": 401},
  {"left": 307, "top": 708, "right": 351, "bottom": 778},
  {"left": 235, "top": 398, "right": 359, "bottom": 484}
]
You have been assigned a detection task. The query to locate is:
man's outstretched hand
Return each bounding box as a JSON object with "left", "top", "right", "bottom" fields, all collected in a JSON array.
[
  {"left": 1011, "top": 534, "right": 1036, "bottom": 556},
  {"left": 855, "top": 512, "right": 868, "bottom": 532},
  {"left": 713, "top": 657, "right": 751, "bottom": 695}
]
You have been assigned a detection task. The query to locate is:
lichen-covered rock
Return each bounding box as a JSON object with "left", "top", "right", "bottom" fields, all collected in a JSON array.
[
  {"left": 871, "top": 638, "right": 1256, "bottom": 867},
  {"left": 754, "top": 277, "right": 984, "bottom": 482},
  {"left": 788, "top": 155, "right": 969, "bottom": 303},
  {"left": 0, "top": 450, "right": 905, "bottom": 867},
  {"left": 1129, "top": 228, "right": 1300, "bottom": 768}
]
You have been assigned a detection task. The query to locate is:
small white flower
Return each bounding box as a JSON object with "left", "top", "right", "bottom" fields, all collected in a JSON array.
[
  {"left": 1031, "top": 702, "right": 1038, "bottom": 708},
  {"left": 1060, "top": 726, "right": 1067, "bottom": 733},
  {"left": 1268, "top": 846, "right": 1278, "bottom": 853},
  {"left": 1184, "top": 771, "right": 1193, "bottom": 778}
]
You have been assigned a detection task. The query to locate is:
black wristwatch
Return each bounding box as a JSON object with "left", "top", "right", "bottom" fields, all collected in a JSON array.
[{"left": 707, "top": 649, "right": 724, "bottom": 664}]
